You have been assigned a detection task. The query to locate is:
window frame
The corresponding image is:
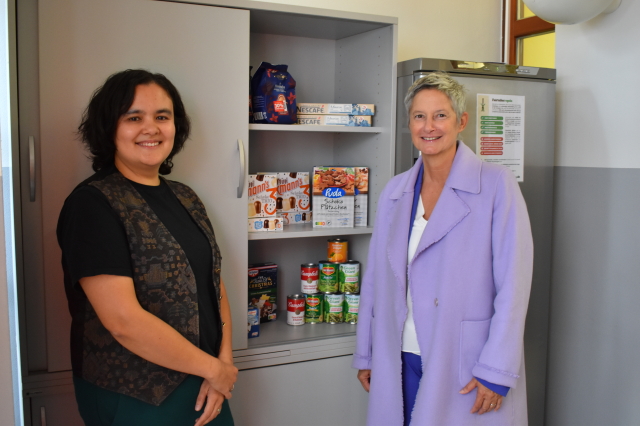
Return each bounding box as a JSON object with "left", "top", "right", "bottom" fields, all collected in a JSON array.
[{"left": 506, "top": 0, "right": 555, "bottom": 65}]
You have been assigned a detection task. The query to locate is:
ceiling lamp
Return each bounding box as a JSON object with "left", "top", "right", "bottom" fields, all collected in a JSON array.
[{"left": 522, "top": 0, "right": 621, "bottom": 24}]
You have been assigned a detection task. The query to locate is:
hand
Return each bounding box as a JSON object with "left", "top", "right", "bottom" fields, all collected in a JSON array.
[
  {"left": 357, "top": 369, "right": 371, "bottom": 392},
  {"left": 194, "top": 380, "right": 225, "bottom": 426},
  {"left": 205, "top": 358, "right": 238, "bottom": 400},
  {"left": 459, "top": 378, "right": 502, "bottom": 414}
]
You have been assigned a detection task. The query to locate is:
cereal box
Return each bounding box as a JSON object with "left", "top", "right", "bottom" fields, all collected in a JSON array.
[
  {"left": 248, "top": 174, "right": 278, "bottom": 218},
  {"left": 277, "top": 172, "right": 310, "bottom": 213},
  {"left": 312, "top": 167, "right": 355, "bottom": 228},
  {"left": 354, "top": 167, "right": 369, "bottom": 227},
  {"left": 248, "top": 217, "right": 283, "bottom": 232},
  {"left": 279, "top": 211, "right": 312, "bottom": 225},
  {"left": 297, "top": 115, "right": 372, "bottom": 127},
  {"left": 297, "top": 103, "right": 375, "bottom": 116},
  {"left": 248, "top": 263, "right": 278, "bottom": 323}
]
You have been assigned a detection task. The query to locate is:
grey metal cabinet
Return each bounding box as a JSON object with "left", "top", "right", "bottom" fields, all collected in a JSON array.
[{"left": 16, "top": 0, "right": 397, "bottom": 423}]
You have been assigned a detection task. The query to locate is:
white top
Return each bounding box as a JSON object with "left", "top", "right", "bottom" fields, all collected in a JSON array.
[{"left": 402, "top": 195, "right": 428, "bottom": 354}]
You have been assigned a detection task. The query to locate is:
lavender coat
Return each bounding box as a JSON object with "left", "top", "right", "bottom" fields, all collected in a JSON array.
[{"left": 353, "top": 142, "right": 533, "bottom": 425}]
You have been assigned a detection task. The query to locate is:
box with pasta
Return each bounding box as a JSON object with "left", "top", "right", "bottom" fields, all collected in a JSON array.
[
  {"left": 277, "top": 172, "right": 311, "bottom": 213},
  {"left": 248, "top": 174, "right": 278, "bottom": 218},
  {"left": 354, "top": 167, "right": 369, "bottom": 227},
  {"left": 297, "top": 103, "right": 375, "bottom": 116},
  {"left": 297, "top": 115, "right": 372, "bottom": 127},
  {"left": 312, "top": 167, "right": 355, "bottom": 228}
]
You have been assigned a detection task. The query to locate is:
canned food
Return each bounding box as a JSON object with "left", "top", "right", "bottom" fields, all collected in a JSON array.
[
  {"left": 339, "top": 260, "right": 360, "bottom": 293},
  {"left": 324, "top": 293, "right": 344, "bottom": 324},
  {"left": 287, "top": 294, "right": 305, "bottom": 326},
  {"left": 305, "top": 293, "right": 324, "bottom": 324},
  {"left": 344, "top": 293, "right": 360, "bottom": 324},
  {"left": 301, "top": 263, "right": 319, "bottom": 294},
  {"left": 318, "top": 261, "right": 340, "bottom": 293},
  {"left": 327, "top": 238, "right": 348, "bottom": 263}
]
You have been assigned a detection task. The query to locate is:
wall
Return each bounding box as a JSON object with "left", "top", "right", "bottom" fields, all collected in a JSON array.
[
  {"left": 253, "top": 0, "right": 503, "bottom": 62},
  {"left": 546, "top": 1, "right": 640, "bottom": 425}
]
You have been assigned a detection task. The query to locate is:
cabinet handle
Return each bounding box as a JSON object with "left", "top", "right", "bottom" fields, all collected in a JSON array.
[
  {"left": 40, "top": 406, "right": 46, "bottom": 426},
  {"left": 29, "top": 136, "right": 36, "bottom": 202},
  {"left": 237, "top": 139, "right": 246, "bottom": 198}
]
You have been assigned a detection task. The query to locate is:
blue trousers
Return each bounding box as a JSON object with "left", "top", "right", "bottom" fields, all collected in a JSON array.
[{"left": 402, "top": 352, "right": 422, "bottom": 426}]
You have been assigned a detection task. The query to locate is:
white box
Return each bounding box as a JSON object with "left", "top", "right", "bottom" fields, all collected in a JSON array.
[
  {"left": 354, "top": 167, "right": 369, "bottom": 227},
  {"left": 248, "top": 217, "right": 283, "bottom": 232},
  {"left": 248, "top": 174, "right": 278, "bottom": 218},
  {"left": 297, "top": 115, "right": 372, "bottom": 127},
  {"left": 277, "top": 172, "right": 310, "bottom": 213},
  {"left": 297, "top": 103, "right": 375, "bottom": 115},
  {"left": 279, "top": 211, "right": 312, "bottom": 225}
]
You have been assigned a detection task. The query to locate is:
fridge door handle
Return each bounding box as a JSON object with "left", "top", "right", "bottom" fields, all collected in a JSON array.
[
  {"left": 29, "top": 136, "right": 36, "bottom": 202},
  {"left": 237, "top": 139, "right": 246, "bottom": 198}
]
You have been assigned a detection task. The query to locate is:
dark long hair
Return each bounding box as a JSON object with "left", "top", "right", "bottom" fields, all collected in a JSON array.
[{"left": 78, "top": 69, "right": 191, "bottom": 175}]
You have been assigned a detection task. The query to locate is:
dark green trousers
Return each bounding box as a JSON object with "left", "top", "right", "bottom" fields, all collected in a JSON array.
[{"left": 73, "top": 375, "right": 234, "bottom": 426}]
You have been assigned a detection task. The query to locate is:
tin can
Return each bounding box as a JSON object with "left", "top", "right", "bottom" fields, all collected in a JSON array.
[
  {"left": 344, "top": 293, "right": 360, "bottom": 324},
  {"left": 305, "top": 293, "right": 324, "bottom": 324},
  {"left": 324, "top": 293, "right": 344, "bottom": 324},
  {"left": 287, "top": 294, "right": 305, "bottom": 326},
  {"left": 339, "top": 260, "right": 360, "bottom": 293},
  {"left": 318, "top": 261, "right": 340, "bottom": 293},
  {"left": 327, "top": 238, "right": 348, "bottom": 263},
  {"left": 301, "top": 263, "right": 319, "bottom": 294}
]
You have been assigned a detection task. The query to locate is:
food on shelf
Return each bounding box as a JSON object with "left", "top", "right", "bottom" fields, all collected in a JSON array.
[
  {"left": 248, "top": 263, "right": 278, "bottom": 323},
  {"left": 251, "top": 62, "right": 297, "bottom": 124},
  {"left": 297, "top": 115, "right": 372, "bottom": 126},
  {"left": 296, "top": 103, "right": 375, "bottom": 116}
]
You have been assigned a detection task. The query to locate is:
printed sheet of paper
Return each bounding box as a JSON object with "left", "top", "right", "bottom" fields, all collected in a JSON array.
[{"left": 476, "top": 94, "right": 525, "bottom": 182}]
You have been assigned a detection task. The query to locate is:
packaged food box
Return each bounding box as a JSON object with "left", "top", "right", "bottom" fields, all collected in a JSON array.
[
  {"left": 277, "top": 172, "right": 310, "bottom": 213},
  {"left": 248, "top": 217, "right": 283, "bottom": 232},
  {"left": 354, "top": 167, "right": 369, "bottom": 227},
  {"left": 297, "top": 115, "right": 372, "bottom": 127},
  {"left": 297, "top": 103, "right": 375, "bottom": 116},
  {"left": 248, "top": 174, "right": 278, "bottom": 218},
  {"left": 248, "top": 263, "right": 278, "bottom": 323},
  {"left": 312, "top": 167, "right": 355, "bottom": 228},
  {"left": 248, "top": 306, "right": 260, "bottom": 338},
  {"left": 279, "top": 211, "right": 312, "bottom": 225}
]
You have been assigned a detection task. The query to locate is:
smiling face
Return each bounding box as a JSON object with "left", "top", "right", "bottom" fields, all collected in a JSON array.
[
  {"left": 409, "top": 88, "right": 468, "bottom": 160},
  {"left": 114, "top": 83, "right": 175, "bottom": 183}
]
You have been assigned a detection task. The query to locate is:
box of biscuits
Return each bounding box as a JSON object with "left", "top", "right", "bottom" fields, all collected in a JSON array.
[
  {"left": 277, "top": 172, "right": 311, "bottom": 214},
  {"left": 312, "top": 167, "right": 355, "bottom": 228},
  {"left": 248, "top": 174, "right": 278, "bottom": 218},
  {"left": 279, "top": 211, "right": 312, "bottom": 225},
  {"left": 248, "top": 217, "right": 283, "bottom": 233},
  {"left": 354, "top": 167, "right": 369, "bottom": 227}
]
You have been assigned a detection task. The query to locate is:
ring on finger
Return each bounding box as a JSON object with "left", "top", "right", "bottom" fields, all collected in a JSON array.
[
  {"left": 217, "top": 408, "right": 221, "bottom": 413},
  {"left": 490, "top": 403, "right": 496, "bottom": 407}
]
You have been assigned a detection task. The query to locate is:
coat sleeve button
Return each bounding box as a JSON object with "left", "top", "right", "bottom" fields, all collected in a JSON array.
[{"left": 434, "top": 298, "right": 439, "bottom": 307}]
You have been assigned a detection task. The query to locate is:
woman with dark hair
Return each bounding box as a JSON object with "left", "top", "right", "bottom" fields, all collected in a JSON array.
[{"left": 57, "top": 69, "right": 237, "bottom": 426}]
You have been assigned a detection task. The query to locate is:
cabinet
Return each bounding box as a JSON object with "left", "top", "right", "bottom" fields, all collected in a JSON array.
[{"left": 16, "top": 0, "right": 396, "bottom": 423}]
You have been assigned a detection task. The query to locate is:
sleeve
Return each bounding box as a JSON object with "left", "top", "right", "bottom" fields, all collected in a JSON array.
[
  {"left": 471, "top": 169, "right": 533, "bottom": 389},
  {"left": 475, "top": 377, "right": 509, "bottom": 397},
  {"left": 57, "top": 186, "right": 133, "bottom": 287}
]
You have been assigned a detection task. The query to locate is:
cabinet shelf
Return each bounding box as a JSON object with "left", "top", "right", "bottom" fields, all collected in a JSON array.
[
  {"left": 248, "top": 224, "right": 373, "bottom": 240},
  {"left": 249, "top": 123, "right": 383, "bottom": 133}
]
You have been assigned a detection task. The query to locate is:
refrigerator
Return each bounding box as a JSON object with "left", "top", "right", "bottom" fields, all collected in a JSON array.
[{"left": 396, "top": 58, "right": 555, "bottom": 426}]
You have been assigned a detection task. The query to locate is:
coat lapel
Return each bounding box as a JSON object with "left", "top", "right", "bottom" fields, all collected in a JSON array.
[{"left": 412, "top": 142, "right": 481, "bottom": 260}]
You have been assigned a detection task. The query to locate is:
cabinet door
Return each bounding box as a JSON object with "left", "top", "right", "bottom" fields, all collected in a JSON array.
[
  {"left": 27, "top": 386, "right": 84, "bottom": 426},
  {"left": 25, "top": 0, "right": 249, "bottom": 372}
]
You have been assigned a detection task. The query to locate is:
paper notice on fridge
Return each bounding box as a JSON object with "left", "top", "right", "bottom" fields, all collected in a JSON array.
[{"left": 476, "top": 94, "right": 525, "bottom": 182}]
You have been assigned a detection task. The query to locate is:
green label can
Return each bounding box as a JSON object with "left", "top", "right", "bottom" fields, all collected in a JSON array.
[
  {"left": 318, "top": 261, "right": 339, "bottom": 293},
  {"left": 344, "top": 293, "right": 360, "bottom": 324},
  {"left": 305, "top": 293, "right": 324, "bottom": 324},
  {"left": 324, "top": 293, "right": 344, "bottom": 324},
  {"left": 339, "top": 261, "right": 360, "bottom": 293}
]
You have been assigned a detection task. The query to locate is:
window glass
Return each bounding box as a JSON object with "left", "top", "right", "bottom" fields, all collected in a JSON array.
[{"left": 518, "top": 31, "right": 555, "bottom": 68}]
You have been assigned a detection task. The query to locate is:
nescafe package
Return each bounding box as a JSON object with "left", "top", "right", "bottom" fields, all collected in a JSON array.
[{"left": 251, "top": 62, "right": 297, "bottom": 124}]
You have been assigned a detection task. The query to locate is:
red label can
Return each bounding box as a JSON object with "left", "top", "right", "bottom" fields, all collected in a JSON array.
[
  {"left": 301, "top": 263, "right": 319, "bottom": 294},
  {"left": 287, "top": 294, "right": 305, "bottom": 326}
]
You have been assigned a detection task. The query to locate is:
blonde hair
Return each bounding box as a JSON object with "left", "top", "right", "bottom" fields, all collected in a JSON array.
[{"left": 404, "top": 72, "right": 466, "bottom": 123}]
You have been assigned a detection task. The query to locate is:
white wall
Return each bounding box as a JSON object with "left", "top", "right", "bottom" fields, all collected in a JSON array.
[
  {"left": 547, "top": 1, "right": 640, "bottom": 425},
  {"left": 253, "top": 0, "right": 503, "bottom": 62}
]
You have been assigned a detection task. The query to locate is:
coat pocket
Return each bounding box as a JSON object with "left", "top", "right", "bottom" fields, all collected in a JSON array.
[{"left": 459, "top": 319, "right": 491, "bottom": 387}]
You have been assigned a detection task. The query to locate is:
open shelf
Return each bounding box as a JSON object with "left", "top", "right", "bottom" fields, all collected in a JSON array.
[
  {"left": 247, "top": 313, "right": 357, "bottom": 350},
  {"left": 249, "top": 123, "right": 382, "bottom": 133},
  {"left": 248, "top": 224, "right": 373, "bottom": 240}
]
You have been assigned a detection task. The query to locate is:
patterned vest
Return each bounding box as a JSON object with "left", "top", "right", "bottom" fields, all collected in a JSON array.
[{"left": 81, "top": 172, "right": 222, "bottom": 405}]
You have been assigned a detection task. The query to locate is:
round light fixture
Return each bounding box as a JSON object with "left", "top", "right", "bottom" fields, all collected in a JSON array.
[{"left": 522, "top": 0, "right": 621, "bottom": 24}]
